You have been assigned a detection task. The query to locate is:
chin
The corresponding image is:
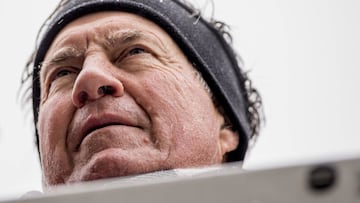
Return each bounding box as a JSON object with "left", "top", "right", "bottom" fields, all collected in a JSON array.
[{"left": 67, "top": 148, "right": 165, "bottom": 183}]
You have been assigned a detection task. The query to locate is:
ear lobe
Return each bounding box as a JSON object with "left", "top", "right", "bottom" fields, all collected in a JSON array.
[{"left": 219, "top": 128, "right": 239, "bottom": 158}]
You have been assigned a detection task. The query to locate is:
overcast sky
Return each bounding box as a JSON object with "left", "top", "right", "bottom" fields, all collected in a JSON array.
[{"left": 0, "top": 0, "right": 360, "bottom": 200}]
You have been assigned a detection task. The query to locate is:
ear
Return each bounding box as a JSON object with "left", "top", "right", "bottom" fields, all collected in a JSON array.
[{"left": 218, "top": 128, "right": 239, "bottom": 160}]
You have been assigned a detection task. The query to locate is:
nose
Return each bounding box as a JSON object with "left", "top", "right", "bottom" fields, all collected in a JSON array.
[{"left": 72, "top": 56, "right": 124, "bottom": 108}]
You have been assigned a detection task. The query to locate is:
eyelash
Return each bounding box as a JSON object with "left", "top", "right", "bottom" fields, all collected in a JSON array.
[
  {"left": 56, "top": 69, "right": 73, "bottom": 78},
  {"left": 116, "top": 46, "right": 149, "bottom": 63},
  {"left": 51, "top": 67, "right": 77, "bottom": 82},
  {"left": 126, "top": 47, "right": 146, "bottom": 56}
]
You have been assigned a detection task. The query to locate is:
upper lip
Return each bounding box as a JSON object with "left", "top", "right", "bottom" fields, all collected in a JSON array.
[{"left": 71, "top": 113, "right": 141, "bottom": 151}]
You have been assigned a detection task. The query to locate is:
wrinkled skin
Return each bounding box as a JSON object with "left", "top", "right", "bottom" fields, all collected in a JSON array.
[{"left": 38, "top": 11, "right": 239, "bottom": 187}]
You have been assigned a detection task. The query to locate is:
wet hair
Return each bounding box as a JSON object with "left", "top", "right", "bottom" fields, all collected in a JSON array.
[{"left": 21, "top": 0, "right": 263, "bottom": 162}]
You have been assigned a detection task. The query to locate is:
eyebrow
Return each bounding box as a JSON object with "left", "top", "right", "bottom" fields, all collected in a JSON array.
[
  {"left": 103, "top": 28, "right": 166, "bottom": 52},
  {"left": 43, "top": 46, "right": 84, "bottom": 66},
  {"left": 105, "top": 29, "right": 142, "bottom": 47}
]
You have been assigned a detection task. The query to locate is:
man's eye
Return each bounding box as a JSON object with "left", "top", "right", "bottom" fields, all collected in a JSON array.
[
  {"left": 54, "top": 68, "right": 75, "bottom": 79},
  {"left": 114, "top": 47, "right": 150, "bottom": 64},
  {"left": 126, "top": 47, "right": 146, "bottom": 56}
]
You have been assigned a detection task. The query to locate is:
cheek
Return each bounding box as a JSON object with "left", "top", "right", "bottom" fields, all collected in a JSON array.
[
  {"left": 38, "top": 81, "right": 75, "bottom": 150},
  {"left": 37, "top": 91, "right": 75, "bottom": 184},
  {"left": 128, "top": 69, "right": 222, "bottom": 165},
  {"left": 38, "top": 93, "right": 71, "bottom": 147}
]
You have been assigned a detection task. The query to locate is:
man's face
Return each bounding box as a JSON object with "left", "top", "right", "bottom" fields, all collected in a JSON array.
[{"left": 38, "top": 11, "right": 238, "bottom": 186}]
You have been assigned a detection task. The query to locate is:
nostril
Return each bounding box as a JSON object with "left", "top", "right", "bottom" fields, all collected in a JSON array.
[
  {"left": 78, "top": 91, "right": 88, "bottom": 105},
  {"left": 98, "top": 85, "right": 115, "bottom": 95}
]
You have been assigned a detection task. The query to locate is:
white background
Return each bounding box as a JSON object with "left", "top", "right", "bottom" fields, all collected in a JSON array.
[{"left": 0, "top": 0, "right": 360, "bottom": 200}]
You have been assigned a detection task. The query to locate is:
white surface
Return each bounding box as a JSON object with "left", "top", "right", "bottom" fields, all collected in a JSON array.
[
  {"left": 0, "top": 0, "right": 359, "bottom": 200},
  {"left": 5, "top": 156, "right": 360, "bottom": 203}
]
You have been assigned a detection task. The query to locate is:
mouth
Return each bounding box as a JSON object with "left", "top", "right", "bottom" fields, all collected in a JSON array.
[
  {"left": 75, "top": 115, "right": 141, "bottom": 151},
  {"left": 84, "top": 122, "right": 132, "bottom": 136}
]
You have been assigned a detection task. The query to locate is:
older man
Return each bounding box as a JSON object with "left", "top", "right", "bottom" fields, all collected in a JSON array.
[{"left": 22, "top": 0, "right": 262, "bottom": 187}]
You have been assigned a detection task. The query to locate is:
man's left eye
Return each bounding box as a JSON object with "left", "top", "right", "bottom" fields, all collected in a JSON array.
[
  {"left": 115, "top": 47, "right": 149, "bottom": 63},
  {"left": 127, "top": 47, "right": 146, "bottom": 56}
]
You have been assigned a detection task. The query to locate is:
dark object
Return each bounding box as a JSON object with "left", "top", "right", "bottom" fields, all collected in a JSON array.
[{"left": 308, "top": 165, "right": 337, "bottom": 192}]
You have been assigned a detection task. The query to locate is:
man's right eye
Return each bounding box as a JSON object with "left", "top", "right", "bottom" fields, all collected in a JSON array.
[{"left": 53, "top": 68, "right": 76, "bottom": 80}]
